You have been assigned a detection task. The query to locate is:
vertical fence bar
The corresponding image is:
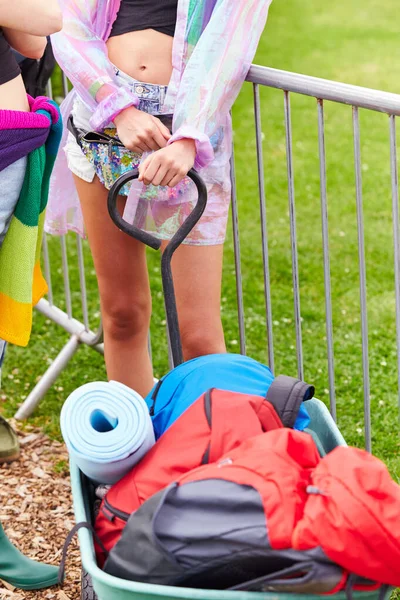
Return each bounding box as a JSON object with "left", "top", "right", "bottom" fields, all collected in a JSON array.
[
  {"left": 317, "top": 99, "right": 336, "bottom": 419},
  {"left": 46, "top": 79, "right": 53, "bottom": 99},
  {"left": 76, "top": 235, "right": 89, "bottom": 330},
  {"left": 62, "top": 72, "right": 70, "bottom": 99},
  {"left": 230, "top": 155, "right": 246, "bottom": 355},
  {"left": 61, "top": 237, "right": 73, "bottom": 320},
  {"left": 283, "top": 91, "right": 304, "bottom": 379},
  {"left": 42, "top": 235, "right": 53, "bottom": 307},
  {"left": 41, "top": 81, "right": 54, "bottom": 308},
  {"left": 389, "top": 115, "right": 400, "bottom": 416},
  {"left": 352, "top": 107, "right": 371, "bottom": 451},
  {"left": 253, "top": 84, "right": 274, "bottom": 371}
]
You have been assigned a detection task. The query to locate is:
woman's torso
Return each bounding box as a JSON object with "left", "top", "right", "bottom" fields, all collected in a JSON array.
[
  {"left": 0, "top": 29, "right": 29, "bottom": 111},
  {"left": 106, "top": 0, "right": 178, "bottom": 86}
]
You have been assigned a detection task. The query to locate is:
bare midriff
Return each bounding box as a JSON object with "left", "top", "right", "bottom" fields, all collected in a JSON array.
[
  {"left": 106, "top": 29, "right": 173, "bottom": 86},
  {"left": 0, "top": 75, "right": 29, "bottom": 111}
]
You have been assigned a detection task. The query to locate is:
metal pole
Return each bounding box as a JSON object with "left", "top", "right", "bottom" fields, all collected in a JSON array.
[
  {"left": 230, "top": 154, "right": 247, "bottom": 355},
  {"left": 60, "top": 236, "right": 73, "bottom": 319},
  {"left": 76, "top": 235, "right": 89, "bottom": 331},
  {"left": 317, "top": 99, "right": 336, "bottom": 419},
  {"left": 353, "top": 107, "right": 371, "bottom": 452},
  {"left": 248, "top": 65, "right": 400, "bottom": 116},
  {"left": 284, "top": 91, "right": 304, "bottom": 379},
  {"left": 254, "top": 84, "right": 274, "bottom": 371},
  {"left": 389, "top": 115, "right": 400, "bottom": 416},
  {"left": 42, "top": 234, "right": 53, "bottom": 306},
  {"left": 15, "top": 336, "right": 81, "bottom": 420}
]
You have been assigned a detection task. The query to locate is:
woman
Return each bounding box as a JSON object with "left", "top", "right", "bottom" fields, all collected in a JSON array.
[
  {"left": 47, "top": 0, "right": 272, "bottom": 398},
  {"left": 0, "top": 0, "right": 62, "bottom": 457},
  {"left": 0, "top": 1, "right": 62, "bottom": 453},
  {"left": 0, "top": 0, "right": 62, "bottom": 590}
]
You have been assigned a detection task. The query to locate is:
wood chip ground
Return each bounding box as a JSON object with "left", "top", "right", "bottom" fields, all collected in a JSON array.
[{"left": 0, "top": 422, "right": 81, "bottom": 600}]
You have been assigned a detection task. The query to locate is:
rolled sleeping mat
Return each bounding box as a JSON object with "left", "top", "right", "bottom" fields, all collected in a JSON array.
[{"left": 60, "top": 381, "right": 155, "bottom": 485}]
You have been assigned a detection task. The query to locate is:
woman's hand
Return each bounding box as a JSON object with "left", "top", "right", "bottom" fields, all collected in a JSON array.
[
  {"left": 114, "top": 106, "right": 171, "bottom": 153},
  {"left": 138, "top": 139, "right": 196, "bottom": 188}
]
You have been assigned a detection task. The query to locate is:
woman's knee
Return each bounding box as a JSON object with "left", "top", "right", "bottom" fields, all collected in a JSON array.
[
  {"left": 102, "top": 294, "right": 152, "bottom": 342},
  {"left": 180, "top": 318, "right": 226, "bottom": 360}
]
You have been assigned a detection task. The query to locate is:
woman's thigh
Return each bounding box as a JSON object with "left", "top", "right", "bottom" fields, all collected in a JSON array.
[
  {"left": 73, "top": 174, "right": 151, "bottom": 324},
  {"left": 162, "top": 242, "right": 226, "bottom": 359},
  {"left": 0, "top": 156, "right": 27, "bottom": 248}
]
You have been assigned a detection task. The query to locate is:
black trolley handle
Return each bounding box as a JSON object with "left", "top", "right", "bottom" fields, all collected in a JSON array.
[{"left": 107, "top": 168, "right": 208, "bottom": 368}]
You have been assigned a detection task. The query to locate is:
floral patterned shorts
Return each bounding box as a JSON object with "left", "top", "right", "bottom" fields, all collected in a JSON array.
[{"left": 64, "top": 69, "right": 230, "bottom": 245}]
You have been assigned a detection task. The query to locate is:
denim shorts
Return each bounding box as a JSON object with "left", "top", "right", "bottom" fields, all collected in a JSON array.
[
  {"left": 64, "top": 69, "right": 171, "bottom": 193},
  {"left": 0, "top": 156, "right": 27, "bottom": 379}
]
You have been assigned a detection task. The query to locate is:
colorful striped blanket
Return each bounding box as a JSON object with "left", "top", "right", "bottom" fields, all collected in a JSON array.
[{"left": 0, "top": 96, "right": 62, "bottom": 346}]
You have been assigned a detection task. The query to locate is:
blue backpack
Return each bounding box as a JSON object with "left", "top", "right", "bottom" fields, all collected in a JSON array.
[{"left": 145, "top": 353, "right": 311, "bottom": 439}]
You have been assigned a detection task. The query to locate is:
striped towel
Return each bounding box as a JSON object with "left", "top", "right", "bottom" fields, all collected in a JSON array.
[{"left": 0, "top": 96, "right": 62, "bottom": 346}]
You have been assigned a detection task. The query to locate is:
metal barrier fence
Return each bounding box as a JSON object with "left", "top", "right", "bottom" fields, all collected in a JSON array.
[{"left": 15, "top": 65, "right": 400, "bottom": 456}]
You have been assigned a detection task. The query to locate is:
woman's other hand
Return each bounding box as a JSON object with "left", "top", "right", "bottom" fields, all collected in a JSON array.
[
  {"left": 138, "top": 139, "right": 196, "bottom": 188},
  {"left": 114, "top": 106, "right": 171, "bottom": 153}
]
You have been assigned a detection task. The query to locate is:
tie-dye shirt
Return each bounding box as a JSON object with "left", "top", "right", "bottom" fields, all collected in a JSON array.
[{"left": 46, "top": 0, "right": 272, "bottom": 237}]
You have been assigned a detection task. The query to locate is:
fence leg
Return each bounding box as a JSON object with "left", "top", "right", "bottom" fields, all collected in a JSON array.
[{"left": 14, "top": 335, "right": 80, "bottom": 420}]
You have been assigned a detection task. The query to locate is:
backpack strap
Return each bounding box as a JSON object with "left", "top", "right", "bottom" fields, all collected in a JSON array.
[
  {"left": 58, "top": 522, "right": 109, "bottom": 585},
  {"left": 266, "top": 375, "right": 315, "bottom": 428}
]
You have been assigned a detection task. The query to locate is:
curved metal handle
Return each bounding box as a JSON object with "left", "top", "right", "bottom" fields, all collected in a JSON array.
[
  {"left": 107, "top": 168, "right": 208, "bottom": 367},
  {"left": 107, "top": 168, "right": 207, "bottom": 250}
]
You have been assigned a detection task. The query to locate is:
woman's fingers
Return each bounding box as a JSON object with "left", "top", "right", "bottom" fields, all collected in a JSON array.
[
  {"left": 152, "top": 164, "right": 171, "bottom": 187},
  {"left": 135, "top": 141, "right": 151, "bottom": 153},
  {"left": 160, "top": 171, "right": 177, "bottom": 187},
  {"left": 139, "top": 156, "right": 163, "bottom": 185},
  {"left": 144, "top": 137, "right": 161, "bottom": 152},
  {"left": 167, "top": 172, "right": 185, "bottom": 188},
  {"left": 154, "top": 118, "right": 172, "bottom": 142},
  {"left": 150, "top": 127, "right": 169, "bottom": 149}
]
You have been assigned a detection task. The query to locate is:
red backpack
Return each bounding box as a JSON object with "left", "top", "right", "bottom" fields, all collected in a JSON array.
[
  {"left": 94, "top": 376, "right": 314, "bottom": 565},
  {"left": 293, "top": 445, "right": 400, "bottom": 587},
  {"left": 103, "top": 429, "right": 400, "bottom": 594}
]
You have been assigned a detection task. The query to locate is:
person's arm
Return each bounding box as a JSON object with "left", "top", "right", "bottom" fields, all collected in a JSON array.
[
  {"left": 2, "top": 29, "right": 47, "bottom": 60},
  {"left": 139, "top": 0, "right": 272, "bottom": 186},
  {"left": 50, "top": 0, "right": 138, "bottom": 131},
  {"left": 0, "top": 0, "right": 62, "bottom": 36},
  {"left": 169, "top": 0, "right": 273, "bottom": 170}
]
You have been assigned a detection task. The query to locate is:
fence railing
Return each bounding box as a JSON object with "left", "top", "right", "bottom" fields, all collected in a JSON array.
[{"left": 15, "top": 65, "right": 400, "bottom": 458}]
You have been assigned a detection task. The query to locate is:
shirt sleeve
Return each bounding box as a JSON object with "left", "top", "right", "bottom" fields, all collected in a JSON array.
[
  {"left": 168, "top": 0, "right": 273, "bottom": 170},
  {"left": 50, "top": 0, "right": 139, "bottom": 130}
]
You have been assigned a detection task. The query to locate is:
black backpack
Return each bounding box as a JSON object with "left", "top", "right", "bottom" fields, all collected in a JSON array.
[{"left": 12, "top": 38, "right": 56, "bottom": 98}]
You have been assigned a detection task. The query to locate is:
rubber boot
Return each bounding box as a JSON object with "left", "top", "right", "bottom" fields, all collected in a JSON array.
[
  {"left": 0, "top": 415, "right": 20, "bottom": 463},
  {"left": 0, "top": 521, "right": 60, "bottom": 590}
]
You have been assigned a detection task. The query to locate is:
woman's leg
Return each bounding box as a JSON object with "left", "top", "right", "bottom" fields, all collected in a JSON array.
[
  {"left": 73, "top": 174, "right": 154, "bottom": 397},
  {"left": 162, "top": 242, "right": 226, "bottom": 361}
]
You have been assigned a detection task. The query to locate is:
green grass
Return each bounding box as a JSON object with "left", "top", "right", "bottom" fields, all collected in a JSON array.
[{"left": 2, "top": 0, "right": 400, "bottom": 483}]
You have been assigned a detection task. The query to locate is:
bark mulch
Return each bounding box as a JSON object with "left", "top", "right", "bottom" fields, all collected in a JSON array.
[{"left": 0, "top": 421, "right": 81, "bottom": 600}]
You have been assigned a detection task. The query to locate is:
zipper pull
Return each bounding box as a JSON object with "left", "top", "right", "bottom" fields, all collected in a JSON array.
[
  {"left": 306, "top": 485, "right": 329, "bottom": 496},
  {"left": 149, "top": 379, "right": 163, "bottom": 416},
  {"left": 102, "top": 505, "right": 115, "bottom": 522}
]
